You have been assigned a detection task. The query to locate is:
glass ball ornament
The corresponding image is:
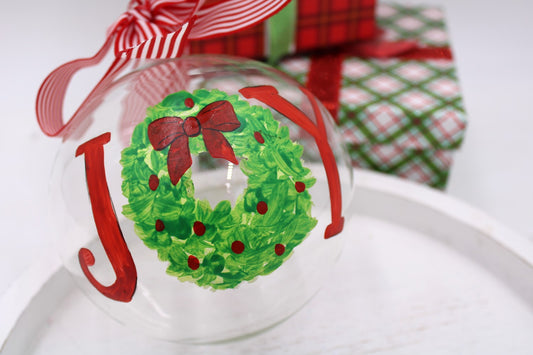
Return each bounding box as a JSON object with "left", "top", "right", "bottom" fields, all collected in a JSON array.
[{"left": 49, "top": 55, "right": 354, "bottom": 343}]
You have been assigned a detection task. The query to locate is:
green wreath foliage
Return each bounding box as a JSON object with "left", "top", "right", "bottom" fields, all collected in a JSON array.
[{"left": 120, "top": 89, "right": 317, "bottom": 289}]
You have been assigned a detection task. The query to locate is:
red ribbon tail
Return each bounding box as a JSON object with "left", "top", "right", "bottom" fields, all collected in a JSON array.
[
  {"left": 203, "top": 130, "right": 239, "bottom": 164},
  {"left": 168, "top": 136, "right": 192, "bottom": 185}
]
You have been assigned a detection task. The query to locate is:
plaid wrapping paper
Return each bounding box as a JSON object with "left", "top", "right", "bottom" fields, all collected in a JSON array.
[
  {"left": 278, "top": 3, "right": 467, "bottom": 189},
  {"left": 189, "top": 0, "right": 377, "bottom": 61}
]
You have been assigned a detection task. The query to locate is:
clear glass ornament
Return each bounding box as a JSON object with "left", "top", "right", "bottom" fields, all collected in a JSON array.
[{"left": 49, "top": 55, "right": 354, "bottom": 343}]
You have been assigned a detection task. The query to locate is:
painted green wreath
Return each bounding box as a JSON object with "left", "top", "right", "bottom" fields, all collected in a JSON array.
[{"left": 120, "top": 88, "right": 317, "bottom": 289}]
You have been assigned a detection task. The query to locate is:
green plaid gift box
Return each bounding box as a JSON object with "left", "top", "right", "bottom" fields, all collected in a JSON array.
[{"left": 278, "top": 3, "right": 467, "bottom": 189}]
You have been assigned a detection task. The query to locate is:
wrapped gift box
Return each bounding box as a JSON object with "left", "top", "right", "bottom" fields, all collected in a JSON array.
[
  {"left": 278, "top": 3, "right": 467, "bottom": 189},
  {"left": 189, "top": 0, "right": 377, "bottom": 62}
]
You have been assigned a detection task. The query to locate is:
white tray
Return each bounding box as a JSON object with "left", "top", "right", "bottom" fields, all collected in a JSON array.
[{"left": 3, "top": 170, "right": 533, "bottom": 354}]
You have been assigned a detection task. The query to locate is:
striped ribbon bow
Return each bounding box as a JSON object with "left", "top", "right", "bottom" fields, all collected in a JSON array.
[
  {"left": 36, "top": 0, "right": 290, "bottom": 137},
  {"left": 110, "top": 0, "right": 196, "bottom": 55}
]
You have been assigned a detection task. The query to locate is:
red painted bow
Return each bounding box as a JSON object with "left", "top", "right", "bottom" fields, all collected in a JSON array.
[{"left": 148, "top": 100, "right": 241, "bottom": 185}]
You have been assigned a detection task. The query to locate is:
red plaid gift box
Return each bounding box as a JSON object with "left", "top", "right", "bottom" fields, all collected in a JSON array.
[
  {"left": 189, "top": 0, "right": 377, "bottom": 62},
  {"left": 278, "top": 3, "right": 467, "bottom": 189}
]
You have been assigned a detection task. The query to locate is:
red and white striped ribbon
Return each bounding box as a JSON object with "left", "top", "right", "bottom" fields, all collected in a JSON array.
[
  {"left": 36, "top": 0, "right": 290, "bottom": 137},
  {"left": 191, "top": 0, "right": 288, "bottom": 39},
  {"left": 109, "top": 0, "right": 201, "bottom": 56}
]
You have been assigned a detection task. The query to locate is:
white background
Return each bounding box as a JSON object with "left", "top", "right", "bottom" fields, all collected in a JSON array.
[{"left": 0, "top": 0, "right": 532, "bottom": 303}]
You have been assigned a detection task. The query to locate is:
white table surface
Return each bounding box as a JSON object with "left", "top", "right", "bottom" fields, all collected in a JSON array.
[
  {"left": 4, "top": 169, "right": 533, "bottom": 354},
  {"left": 1, "top": 0, "right": 533, "bottom": 348}
]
